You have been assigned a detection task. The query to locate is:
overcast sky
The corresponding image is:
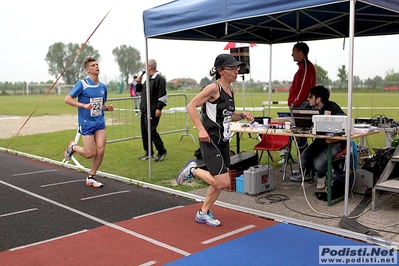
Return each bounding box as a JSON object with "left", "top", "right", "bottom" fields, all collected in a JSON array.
[{"left": 1, "top": 0, "right": 399, "bottom": 85}]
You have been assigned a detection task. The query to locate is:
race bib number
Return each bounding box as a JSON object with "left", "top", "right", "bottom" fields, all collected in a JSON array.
[
  {"left": 90, "top": 97, "right": 103, "bottom": 117},
  {"left": 223, "top": 116, "right": 232, "bottom": 142}
]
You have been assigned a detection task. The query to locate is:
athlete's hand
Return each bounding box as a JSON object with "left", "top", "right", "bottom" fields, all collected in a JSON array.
[
  {"left": 198, "top": 128, "right": 210, "bottom": 143},
  {"left": 84, "top": 103, "right": 93, "bottom": 110},
  {"left": 241, "top": 112, "right": 254, "bottom": 123},
  {"left": 107, "top": 104, "right": 114, "bottom": 111}
]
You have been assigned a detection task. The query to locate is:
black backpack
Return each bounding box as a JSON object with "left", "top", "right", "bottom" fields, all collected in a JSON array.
[{"left": 361, "top": 147, "right": 396, "bottom": 179}]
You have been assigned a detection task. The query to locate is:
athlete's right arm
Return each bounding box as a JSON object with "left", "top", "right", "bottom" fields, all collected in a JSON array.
[
  {"left": 64, "top": 95, "right": 92, "bottom": 110},
  {"left": 65, "top": 95, "right": 82, "bottom": 109},
  {"left": 187, "top": 83, "right": 219, "bottom": 143}
]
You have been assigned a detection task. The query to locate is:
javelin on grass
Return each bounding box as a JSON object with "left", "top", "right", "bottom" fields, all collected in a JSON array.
[{"left": 6, "top": 7, "right": 113, "bottom": 149}]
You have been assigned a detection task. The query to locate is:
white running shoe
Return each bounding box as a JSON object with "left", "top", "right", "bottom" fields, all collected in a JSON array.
[
  {"left": 64, "top": 140, "right": 76, "bottom": 161},
  {"left": 317, "top": 177, "right": 326, "bottom": 189},
  {"left": 86, "top": 176, "right": 103, "bottom": 188},
  {"left": 195, "top": 210, "right": 221, "bottom": 227},
  {"left": 176, "top": 159, "right": 198, "bottom": 185}
]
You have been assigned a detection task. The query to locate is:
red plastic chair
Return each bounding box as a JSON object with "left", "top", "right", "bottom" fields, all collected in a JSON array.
[
  {"left": 254, "top": 133, "right": 291, "bottom": 162},
  {"left": 253, "top": 122, "right": 294, "bottom": 180},
  {"left": 253, "top": 122, "right": 291, "bottom": 163}
]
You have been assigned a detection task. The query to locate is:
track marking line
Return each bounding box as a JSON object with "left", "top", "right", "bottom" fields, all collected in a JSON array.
[
  {"left": 0, "top": 116, "right": 20, "bottom": 120},
  {"left": 0, "top": 208, "right": 38, "bottom": 218},
  {"left": 41, "top": 180, "right": 83, "bottom": 187},
  {"left": 13, "top": 169, "right": 57, "bottom": 177},
  {"left": 0, "top": 180, "right": 191, "bottom": 256},
  {"left": 140, "top": 261, "right": 157, "bottom": 266},
  {"left": 201, "top": 225, "right": 256, "bottom": 244},
  {"left": 10, "top": 230, "right": 88, "bottom": 251},
  {"left": 133, "top": 206, "right": 184, "bottom": 219},
  {"left": 80, "top": 190, "right": 130, "bottom": 201}
]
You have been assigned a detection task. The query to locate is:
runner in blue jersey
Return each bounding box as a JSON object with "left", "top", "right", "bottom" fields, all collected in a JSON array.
[
  {"left": 64, "top": 57, "right": 114, "bottom": 188},
  {"left": 176, "top": 54, "right": 254, "bottom": 226}
]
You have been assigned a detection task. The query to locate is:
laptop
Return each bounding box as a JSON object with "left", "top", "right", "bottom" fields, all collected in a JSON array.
[
  {"left": 290, "top": 108, "right": 320, "bottom": 132},
  {"left": 277, "top": 112, "right": 291, "bottom": 118}
]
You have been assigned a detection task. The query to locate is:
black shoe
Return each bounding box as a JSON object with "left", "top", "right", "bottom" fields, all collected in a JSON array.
[
  {"left": 154, "top": 151, "right": 167, "bottom": 162},
  {"left": 138, "top": 153, "right": 154, "bottom": 160}
]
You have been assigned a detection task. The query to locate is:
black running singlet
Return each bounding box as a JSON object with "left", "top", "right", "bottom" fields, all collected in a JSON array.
[{"left": 201, "top": 82, "right": 235, "bottom": 144}]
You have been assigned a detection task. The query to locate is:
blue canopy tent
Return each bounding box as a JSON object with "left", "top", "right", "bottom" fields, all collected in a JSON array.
[
  {"left": 143, "top": 0, "right": 399, "bottom": 42},
  {"left": 142, "top": 0, "right": 399, "bottom": 215}
]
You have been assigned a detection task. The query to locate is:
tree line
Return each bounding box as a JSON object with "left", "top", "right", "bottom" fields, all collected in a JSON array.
[
  {"left": 44, "top": 42, "right": 142, "bottom": 86},
  {"left": 1, "top": 41, "right": 399, "bottom": 95}
]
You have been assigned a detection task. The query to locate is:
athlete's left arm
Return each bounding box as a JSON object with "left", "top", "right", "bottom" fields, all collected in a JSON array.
[
  {"left": 102, "top": 85, "right": 114, "bottom": 111},
  {"left": 233, "top": 112, "right": 254, "bottom": 122}
]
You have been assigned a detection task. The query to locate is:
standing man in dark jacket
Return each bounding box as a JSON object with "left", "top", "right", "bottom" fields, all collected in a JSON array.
[{"left": 135, "top": 59, "right": 168, "bottom": 162}]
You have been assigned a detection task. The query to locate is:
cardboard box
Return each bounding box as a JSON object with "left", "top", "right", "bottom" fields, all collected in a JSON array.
[{"left": 354, "top": 169, "right": 373, "bottom": 194}]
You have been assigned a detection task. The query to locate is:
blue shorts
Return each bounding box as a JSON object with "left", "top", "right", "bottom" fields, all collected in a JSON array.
[{"left": 78, "top": 122, "right": 106, "bottom": 136}]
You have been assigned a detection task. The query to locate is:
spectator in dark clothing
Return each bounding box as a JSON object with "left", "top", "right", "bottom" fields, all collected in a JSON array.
[{"left": 135, "top": 59, "right": 168, "bottom": 162}]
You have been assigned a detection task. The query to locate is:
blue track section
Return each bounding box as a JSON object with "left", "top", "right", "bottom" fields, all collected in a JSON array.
[{"left": 167, "top": 223, "right": 398, "bottom": 266}]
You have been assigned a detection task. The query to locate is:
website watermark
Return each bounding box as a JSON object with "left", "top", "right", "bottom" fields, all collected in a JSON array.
[{"left": 319, "top": 246, "right": 397, "bottom": 265}]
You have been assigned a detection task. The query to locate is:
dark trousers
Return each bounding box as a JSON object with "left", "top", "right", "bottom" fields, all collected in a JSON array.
[
  {"left": 140, "top": 112, "right": 166, "bottom": 155},
  {"left": 296, "top": 137, "right": 308, "bottom": 154}
]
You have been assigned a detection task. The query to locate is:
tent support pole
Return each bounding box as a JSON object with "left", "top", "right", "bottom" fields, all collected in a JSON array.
[
  {"left": 144, "top": 38, "right": 152, "bottom": 179},
  {"left": 344, "top": 0, "right": 356, "bottom": 216},
  {"left": 241, "top": 74, "right": 245, "bottom": 111},
  {"left": 268, "top": 44, "right": 273, "bottom": 117}
]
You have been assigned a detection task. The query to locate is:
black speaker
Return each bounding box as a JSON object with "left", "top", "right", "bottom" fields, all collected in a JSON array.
[{"left": 230, "top": 47, "right": 250, "bottom": 74}]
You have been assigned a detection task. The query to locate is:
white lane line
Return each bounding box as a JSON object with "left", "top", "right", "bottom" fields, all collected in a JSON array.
[
  {"left": 13, "top": 169, "right": 58, "bottom": 176},
  {"left": 0, "top": 180, "right": 191, "bottom": 256},
  {"left": 41, "top": 180, "right": 83, "bottom": 187},
  {"left": 0, "top": 208, "right": 38, "bottom": 218},
  {"left": 201, "top": 225, "right": 256, "bottom": 245},
  {"left": 133, "top": 206, "right": 184, "bottom": 219},
  {"left": 10, "top": 230, "right": 88, "bottom": 251},
  {"left": 80, "top": 190, "right": 130, "bottom": 201},
  {"left": 140, "top": 261, "right": 157, "bottom": 266},
  {"left": 0, "top": 116, "right": 20, "bottom": 120}
]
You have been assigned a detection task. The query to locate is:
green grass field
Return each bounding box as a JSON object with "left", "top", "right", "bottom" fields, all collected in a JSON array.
[{"left": 1, "top": 90, "right": 398, "bottom": 192}]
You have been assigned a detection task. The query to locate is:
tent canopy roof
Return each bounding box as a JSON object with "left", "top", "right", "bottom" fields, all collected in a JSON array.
[{"left": 143, "top": 0, "right": 399, "bottom": 44}]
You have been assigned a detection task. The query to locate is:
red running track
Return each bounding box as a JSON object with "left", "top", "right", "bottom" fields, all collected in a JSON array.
[{"left": 0, "top": 203, "right": 277, "bottom": 265}]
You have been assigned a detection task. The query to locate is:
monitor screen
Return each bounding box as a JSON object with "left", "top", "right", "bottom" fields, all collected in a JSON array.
[
  {"left": 290, "top": 108, "right": 320, "bottom": 129},
  {"left": 277, "top": 112, "right": 291, "bottom": 118}
]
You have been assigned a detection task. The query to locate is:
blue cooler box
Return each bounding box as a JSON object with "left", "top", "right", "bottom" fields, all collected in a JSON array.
[{"left": 244, "top": 165, "right": 273, "bottom": 195}]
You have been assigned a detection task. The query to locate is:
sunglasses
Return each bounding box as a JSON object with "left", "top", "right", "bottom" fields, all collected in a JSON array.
[{"left": 223, "top": 66, "right": 240, "bottom": 71}]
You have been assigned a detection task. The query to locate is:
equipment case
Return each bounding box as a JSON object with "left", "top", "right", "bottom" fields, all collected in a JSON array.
[
  {"left": 224, "top": 152, "right": 258, "bottom": 192},
  {"left": 230, "top": 152, "right": 258, "bottom": 172},
  {"left": 244, "top": 165, "right": 273, "bottom": 195}
]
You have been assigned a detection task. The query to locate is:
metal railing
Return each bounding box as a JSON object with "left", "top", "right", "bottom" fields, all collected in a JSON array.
[
  {"left": 105, "top": 93, "right": 194, "bottom": 143},
  {"left": 61, "top": 93, "right": 195, "bottom": 168}
]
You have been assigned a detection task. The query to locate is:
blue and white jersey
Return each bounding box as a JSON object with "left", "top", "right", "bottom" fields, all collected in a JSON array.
[{"left": 69, "top": 77, "right": 108, "bottom": 126}]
